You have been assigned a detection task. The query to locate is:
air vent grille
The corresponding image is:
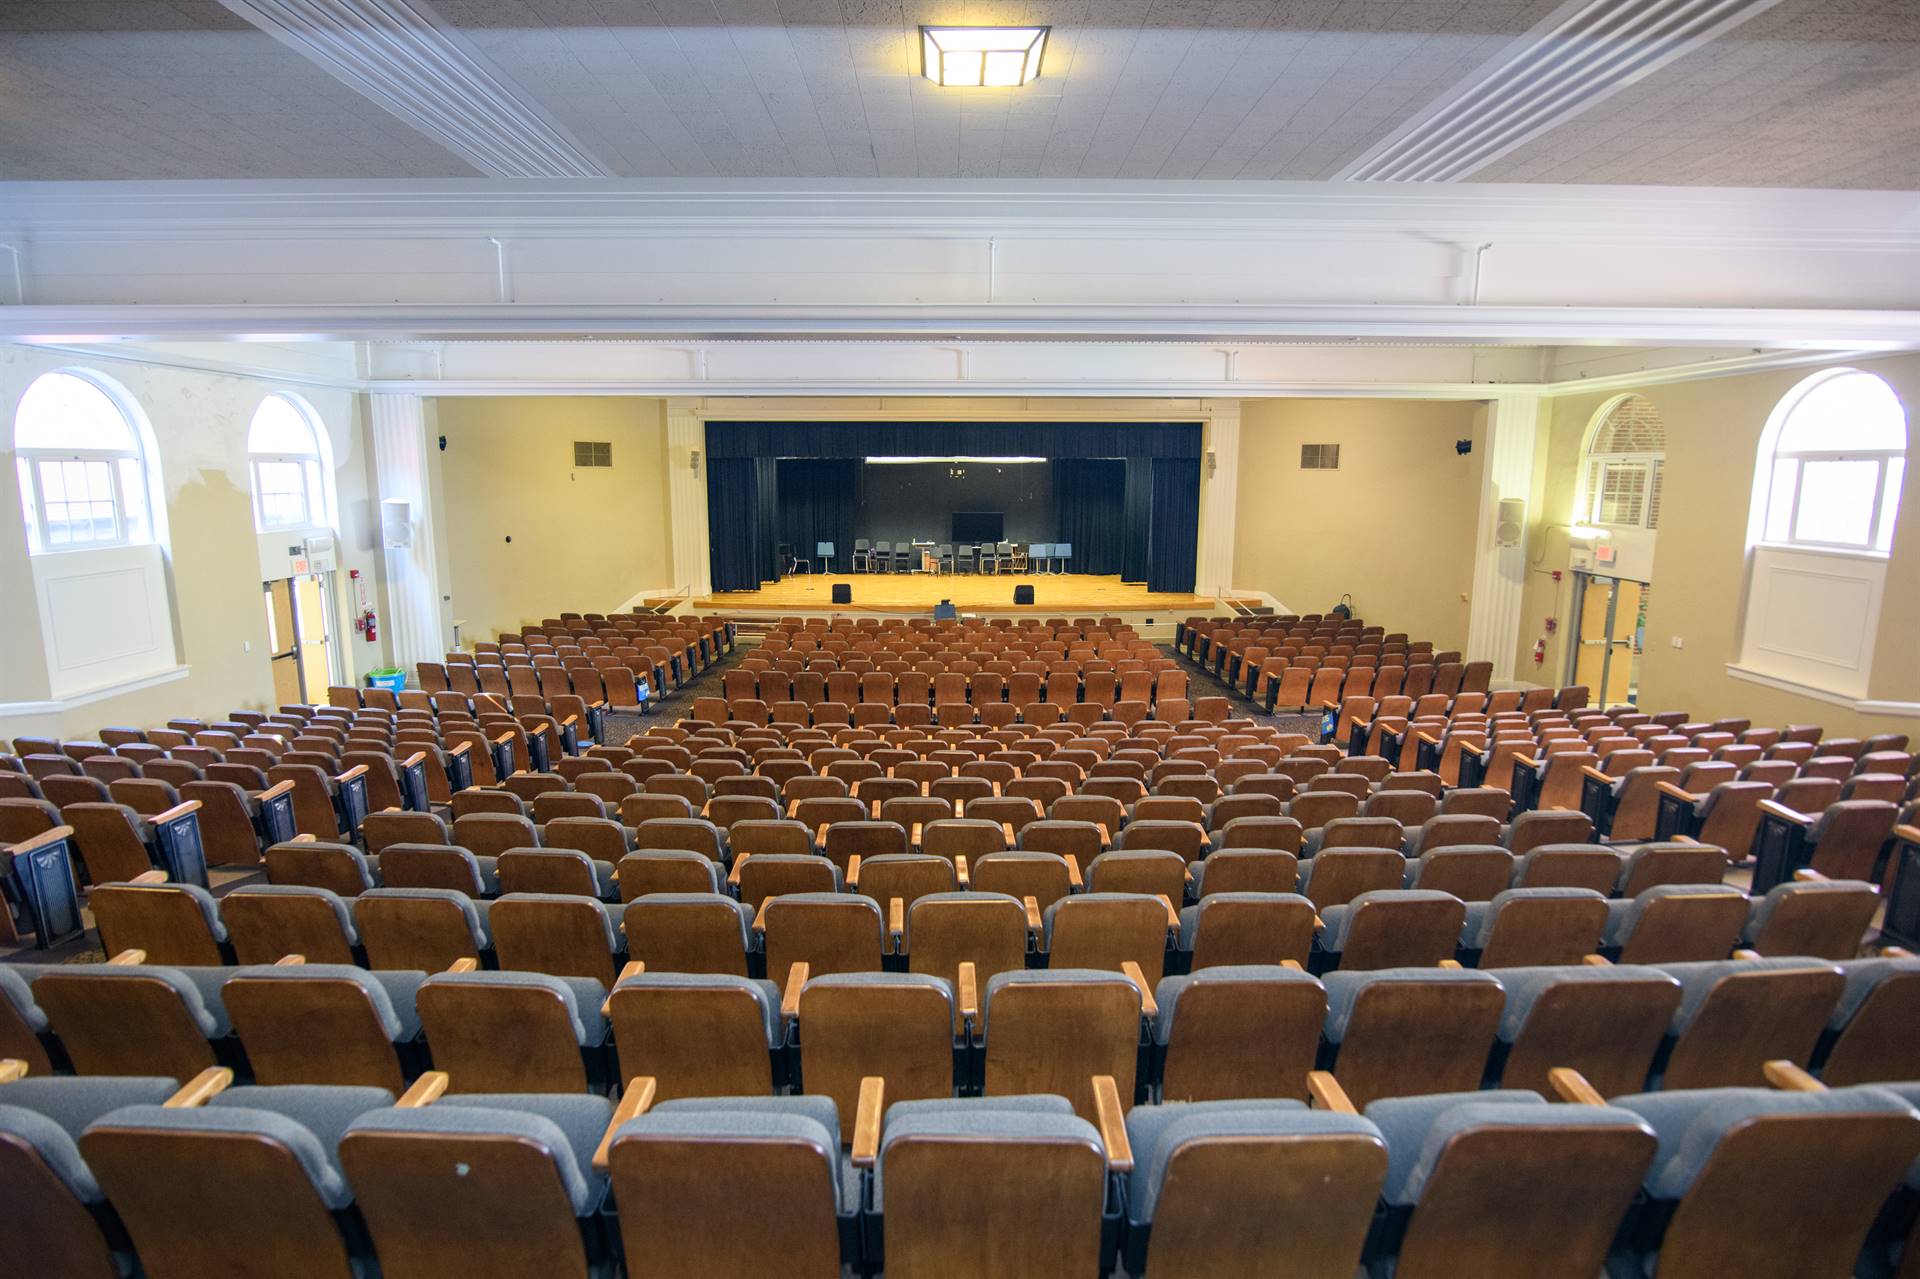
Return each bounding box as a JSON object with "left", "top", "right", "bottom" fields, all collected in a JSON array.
[
  {"left": 1301, "top": 443, "right": 1341, "bottom": 470},
  {"left": 574, "top": 441, "right": 612, "bottom": 468}
]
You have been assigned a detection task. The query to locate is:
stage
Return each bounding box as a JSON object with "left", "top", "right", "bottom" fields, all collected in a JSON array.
[{"left": 691, "top": 572, "right": 1216, "bottom": 616}]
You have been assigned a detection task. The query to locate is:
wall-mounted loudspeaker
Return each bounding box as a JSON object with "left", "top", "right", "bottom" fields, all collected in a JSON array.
[
  {"left": 1495, "top": 497, "right": 1526, "bottom": 547},
  {"left": 381, "top": 499, "right": 413, "bottom": 550},
  {"left": 1013, "top": 585, "right": 1034, "bottom": 605},
  {"left": 832, "top": 584, "right": 852, "bottom": 604}
]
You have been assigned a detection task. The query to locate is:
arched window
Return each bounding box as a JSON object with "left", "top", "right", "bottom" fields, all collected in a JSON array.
[
  {"left": 1579, "top": 395, "right": 1665, "bottom": 530},
  {"left": 13, "top": 370, "right": 153, "bottom": 553},
  {"left": 248, "top": 394, "right": 327, "bottom": 531},
  {"left": 1753, "top": 369, "right": 1906, "bottom": 554}
]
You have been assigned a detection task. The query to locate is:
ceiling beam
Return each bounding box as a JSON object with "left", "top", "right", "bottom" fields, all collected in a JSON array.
[
  {"left": 1341, "top": 0, "right": 1790, "bottom": 183},
  {"left": 215, "top": 0, "right": 613, "bottom": 179}
]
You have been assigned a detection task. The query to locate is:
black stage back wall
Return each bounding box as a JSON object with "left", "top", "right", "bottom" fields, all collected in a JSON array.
[
  {"left": 857, "top": 461, "right": 1055, "bottom": 550},
  {"left": 705, "top": 421, "right": 1202, "bottom": 594}
]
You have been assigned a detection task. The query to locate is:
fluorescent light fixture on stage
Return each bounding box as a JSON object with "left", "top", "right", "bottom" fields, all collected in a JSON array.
[
  {"left": 920, "top": 26, "right": 1049, "bottom": 88},
  {"left": 865, "top": 456, "right": 1047, "bottom": 465}
]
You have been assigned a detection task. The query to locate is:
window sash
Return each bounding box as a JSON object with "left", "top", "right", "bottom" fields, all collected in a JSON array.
[
  {"left": 251, "top": 456, "right": 313, "bottom": 530},
  {"left": 1762, "top": 451, "right": 1894, "bottom": 553},
  {"left": 1584, "top": 454, "right": 1661, "bottom": 529},
  {"left": 23, "top": 453, "right": 128, "bottom": 551}
]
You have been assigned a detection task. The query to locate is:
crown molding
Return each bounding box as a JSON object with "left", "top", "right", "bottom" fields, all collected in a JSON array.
[
  {"left": 3, "top": 179, "right": 1916, "bottom": 251},
  {"left": 214, "top": 0, "right": 612, "bottom": 179},
  {"left": 1343, "top": 0, "right": 1790, "bottom": 182}
]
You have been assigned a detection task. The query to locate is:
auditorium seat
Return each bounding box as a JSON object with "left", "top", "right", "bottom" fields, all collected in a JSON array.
[
  {"left": 1655, "top": 956, "right": 1845, "bottom": 1088},
  {"left": 223, "top": 883, "right": 360, "bottom": 965},
  {"left": 223, "top": 962, "right": 423, "bottom": 1090},
  {"left": 415, "top": 968, "right": 606, "bottom": 1093},
  {"left": 1317, "top": 967, "right": 1503, "bottom": 1108},
  {"left": 354, "top": 888, "right": 491, "bottom": 972}
]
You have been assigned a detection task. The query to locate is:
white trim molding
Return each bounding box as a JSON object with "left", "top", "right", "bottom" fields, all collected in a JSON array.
[
  {"left": 1726, "top": 664, "right": 1920, "bottom": 719},
  {"left": 368, "top": 392, "right": 447, "bottom": 672},
  {"left": 1467, "top": 393, "right": 1543, "bottom": 682},
  {"left": 0, "top": 664, "right": 191, "bottom": 720}
]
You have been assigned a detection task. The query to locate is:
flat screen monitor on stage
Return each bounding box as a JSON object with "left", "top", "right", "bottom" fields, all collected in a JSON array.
[{"left": 952, "top": 511, "right": 1004, "bottom": 543}]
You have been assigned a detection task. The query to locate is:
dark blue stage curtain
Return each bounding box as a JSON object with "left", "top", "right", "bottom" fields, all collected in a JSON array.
[
  {"left": 1052, "top": 459, "right": 1126, "bottom": 575},
  {"left": 707, "top": 457, "right": 782, "bottom": 591},
  {"left": 1121, "top": 457, "right": 1153, "bottom": 584},
  {"left": 706, "top": 421, "right": 1201, "bottom": 460},
  {"left": 777, "top": 458, "right": 859, "bottom": 573},
  {"left": 1147, "top": 458, "right": 1201, "bottom": 594}
]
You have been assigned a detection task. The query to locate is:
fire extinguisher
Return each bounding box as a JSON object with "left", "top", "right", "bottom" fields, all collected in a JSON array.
[
  {"left": 357, "top": 608, "right": 378, "bottom": 643},
  {"left": 1532, "top": 638, "right": 1546, "bottom": 666}
]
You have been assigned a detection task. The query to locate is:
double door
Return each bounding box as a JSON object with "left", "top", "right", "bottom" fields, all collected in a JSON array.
[
  {"left": 265, "top": 574, "right": 337, "bottom": 705},
  {"left": 1568, "top": 572, "right": 1649, "bottom": 707}
]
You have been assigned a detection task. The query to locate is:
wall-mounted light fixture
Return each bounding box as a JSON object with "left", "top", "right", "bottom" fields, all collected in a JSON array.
[{"left": 920, "top": 26, "right": 1050, "bottom": 87}]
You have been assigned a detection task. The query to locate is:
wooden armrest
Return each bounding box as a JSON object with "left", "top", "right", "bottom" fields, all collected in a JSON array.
[
  {"left": 528, "top": 724, "right": 549, "bottom": 739},
  {"left": 445, "top": 957, "right": 479, "bottom": 974},
  {"left": 290, "top": 832, "right": 317, "bottom": 843},
  {"left": 1732, "top": 948, "right": 1762, "bottom": 961},
  {"left": 130, "top": 869, "right": 168, "bottom": 885},
  {"left": 1024, "top": 895, "right": 1043, "bottom": 934},
  {"left": 954, "top": 855, "right": 969, "bottom": 888},
  {"left": 851, "top": 1075, "right": 884, "bottom": 1169},
  {"left": 785, "top": 799, "right": 800, "bottom": 819},
  {"left": 560, "top": 714, "right": 580, "bottom": 730},
  {"left": 1280, "top": 959, "right": 1304, "bottom": 971},
  {"left": 1763, "top": 1060, "right": 1827, "bottom": 1092},
  {"left": 492, "top": 732, "right": 515, "bottom": 746},
  {"left": 958, "top": 961, "right": 978, "bottom": 1021},
  {"left": 273, "top": 954, "right": 307, "bottom": 965},
  {"left": 1121, "top": 960, "right": 1158, "bottom": 1017},
  {"left": 1307, "top": 1071, "right": 1357, "bottom": 1114},
  {"left": 1793, "top": 867, "right": 1830, "bottom": 882},
  {"left": 0, "top": 1059, "right": 28, "bottom": 1084},
  {"left": 592, "top": 1077, "right": 657, "bottom": 1172},
  {"left": 154, "top": 800, "right": 203, "bottom": 824},
  {"left": 379, "top": 805, "right": 403, "bottom": 814},
  {"left": 1654, "top": 781, "right": 1698, "bottom": 805},
  {"left": 1438, "top": 958, "right": 1463, "bottom": 969},
  {"left": 401, "top": 751, "right": 427, "bottom": 770},
  {"left": 108, "top": 949, "right": 147, "bottom": 965},
  {"left": 448, "top": 741, "right": 472, "bottom": 758},
  {"left": 603, "top": 960, "right": 645, "bottom": 1015},
  {"left": 1461, "top": 741, "right": 1488, "bottom": 759},
  {"left": 1092, "top": 1075, "right": 1133, "bottom": 1172},
  {"left": 397, "top": 1072, "right": 449, "bottom": 1108},
  {"left": 726, "top": 852, "right": 749, "bottom": 886},
  {"left": 845, "top": 855, "right": 861, "bottom": 887},
  {"left": 1882, "top": 945, "right": 1914, "bottom": 958},
  {"left": 1758, "top": 799, "right": 1813, "bottom": 828},
  {"left": 1670, "top": 833, "right": 1699, "bottom": 845},
  {"left": 1158, "top": 895, "right": 1179, "bottom": 929},
  {"left": 335, "top": 765, "right": 369, "bottom": 785},
  {"left": 1517, "top": 756, "right": 1544, "bottom": 774},
  {"left": 1095, "top": 823, "right": 1112, "bottom": 848},
  {"left": 260, "top": 779, "right": 297, "bottom": 801},
  {"left": 889, "top": 896, "right": 904, "bottom": 939},
  {"left": 1579, "top": 765, "right": 1613, "bottom": 786},
  {"left": 1548, "top": 1068, "right": 1606, "bottom": 1105},
  {"left": 1415, "top": 731, "right": 1441, "bottom": 747},
  {"left": 910, "top": 822, "right": 923, "bottom": 848},
  {"left": 1001, "top": 822, "right": 1016, "bottom": 847},
  {"left": 1065, "top": 855, "right": 1084, "bottom": 888},
  {"left": 1582, "top": 953, "right": 1612, "bottom": 966},
  {"left": 1894, "top": 825, "right": 1920, "bottom": 847},
  {"left": 164, "top": 1067, "right": 234, "bottom": 1108},
  {"left": 869, "top": 799, "right": 882, "bottom": 819},
  {"left": 751, "top": 900, "right": 768, "bottom": 935},
  {"left": 781, "top": 961, "right": 810, "bottom": 1020}
]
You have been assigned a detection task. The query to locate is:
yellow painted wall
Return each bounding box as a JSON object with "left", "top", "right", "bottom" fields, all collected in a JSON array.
[
  {"left": 1234, "top": 397, "right": 1486, "bottom": 651},
  {"left": 434, "top": 397, "right": 674, "bottom": 642},
  {"left": 1516, "top": 353, "right": 1920, "bottom": 735}
]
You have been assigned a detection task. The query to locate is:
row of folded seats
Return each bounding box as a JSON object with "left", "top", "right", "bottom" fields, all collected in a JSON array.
[
  {"left": 6, "top": 931, "right": 1918, "bottom": 1115},
  {"left": 6, "top": 966, "right": 1920, "bottom": 1277},
  {"left": 73, "top": 841, "right": 1898, "bottom": 984}
]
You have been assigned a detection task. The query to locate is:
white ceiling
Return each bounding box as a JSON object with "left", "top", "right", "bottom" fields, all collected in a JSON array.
[{"left": 0, "top": 0, "right": 1914, "bottom": 187}]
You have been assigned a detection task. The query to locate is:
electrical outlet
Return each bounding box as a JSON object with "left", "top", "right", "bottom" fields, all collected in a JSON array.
[
  {"left": 243, "top": 640, "right": 251, "bottom": 653},
  {"left": 1670, "top": 636, "right": 1684, "bottom": 650}
]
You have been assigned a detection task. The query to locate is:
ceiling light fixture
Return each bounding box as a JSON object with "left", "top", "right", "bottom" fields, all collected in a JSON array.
[{"left": 920, "top": 26, "right": 1050, "bottom": 88}]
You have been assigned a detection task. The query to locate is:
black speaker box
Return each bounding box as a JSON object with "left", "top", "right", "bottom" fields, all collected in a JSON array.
[
  {"left": 1013, "top": 585, "right": 1034, "bottom": 605},
  {"left": 832, "top": 583, "right": 852, "bottom": 604}
]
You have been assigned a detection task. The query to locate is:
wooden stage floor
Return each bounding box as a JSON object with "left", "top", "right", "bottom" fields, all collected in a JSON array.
[{"left": 692, "top": 573, "right": 1215, "bottom": 615}]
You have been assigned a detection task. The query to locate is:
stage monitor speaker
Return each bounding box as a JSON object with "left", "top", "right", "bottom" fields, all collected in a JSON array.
[
  {"left": 1013, "top": 585, "right": 1034, "bottom": 605},
  {"left": 832, "top": 583, "right": 852, "bottom": 604}
]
